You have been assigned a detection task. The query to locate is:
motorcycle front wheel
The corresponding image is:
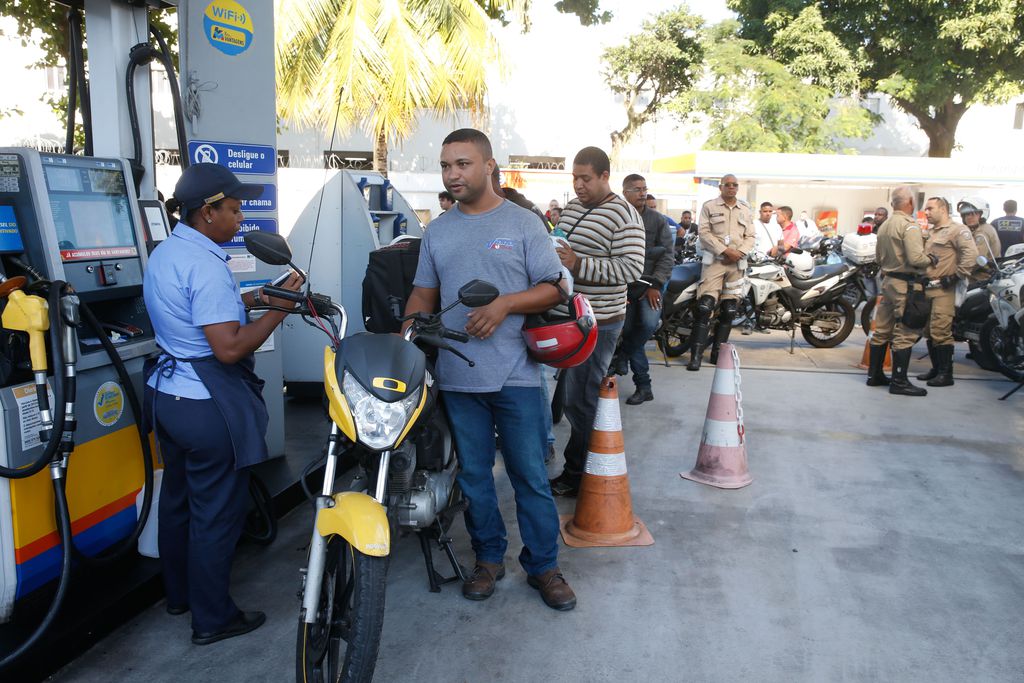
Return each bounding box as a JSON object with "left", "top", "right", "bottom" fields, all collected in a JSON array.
[
  {"left": 296, "top": 536, "right": 388, "bottom": 683},
  {"left": 981, "top": 318, "right": 1024, "bottom": 382},
  {"left": 801, "top": 299, "right": 855, "bottom": 348}
]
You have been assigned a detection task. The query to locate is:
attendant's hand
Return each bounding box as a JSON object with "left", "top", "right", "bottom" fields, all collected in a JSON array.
[
  {"left": 644, "top": 287, "right": 661, "bottom": 310},
  {"left": 465, "top": 297, "right": 512, "bottom": 340},
  {"left": 265, "top": 273, "right": 303, "bottom": 309}
]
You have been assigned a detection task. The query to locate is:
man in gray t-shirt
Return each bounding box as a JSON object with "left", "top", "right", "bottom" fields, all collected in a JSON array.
[{"left": 405, "top": 128, "right": 576, "bottom": 611}]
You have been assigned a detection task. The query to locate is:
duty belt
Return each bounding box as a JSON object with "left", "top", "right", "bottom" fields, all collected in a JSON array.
[{"left": 884, "top": 272, "right": 918, "bottom": 282}]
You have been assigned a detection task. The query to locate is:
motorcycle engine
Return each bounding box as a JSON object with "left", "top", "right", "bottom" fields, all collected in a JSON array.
[
  {"left": 758, "top": 294, "right": 792, "bottom": 327},
  {"left": 387, "top": 428, "right": 457, "bottom": 529}
]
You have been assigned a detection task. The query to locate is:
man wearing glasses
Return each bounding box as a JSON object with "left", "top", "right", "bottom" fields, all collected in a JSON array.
[{"left": 688, "top": 174, "right": 756, "bottom": 371}]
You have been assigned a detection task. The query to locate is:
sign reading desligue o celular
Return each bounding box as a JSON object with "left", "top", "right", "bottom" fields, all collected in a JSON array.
[{"left": 204, "top": 0, "right": 254, "bottom": 56}]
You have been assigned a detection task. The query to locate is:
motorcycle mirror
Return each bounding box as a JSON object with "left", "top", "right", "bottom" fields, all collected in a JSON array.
[
  {"left": 244, "top": 231, "right": 293, "bottom": 266},
  {"left": 458, "top": 280, "right": 500, "bottom": 308}
]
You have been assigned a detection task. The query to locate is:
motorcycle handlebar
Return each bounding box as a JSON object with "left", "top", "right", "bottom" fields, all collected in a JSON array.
[
  {"left": 263, "top": 285, "right": 306, "bottom": 303},
  {"left": 443, "top": 328, "right": 470, "bottom": 343}
]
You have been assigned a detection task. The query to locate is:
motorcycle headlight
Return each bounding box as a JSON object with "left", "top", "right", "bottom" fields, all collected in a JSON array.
[{"left": 343, "top": 372, "right": 421, "bottom": 450}]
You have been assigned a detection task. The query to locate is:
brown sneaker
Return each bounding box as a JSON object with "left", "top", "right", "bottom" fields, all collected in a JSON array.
[
  {"left": 462, "top": 562, "right": 505, "bottom": 601},
  {"left": 527, "top": 568, "right": 576, "bottom": 611}
]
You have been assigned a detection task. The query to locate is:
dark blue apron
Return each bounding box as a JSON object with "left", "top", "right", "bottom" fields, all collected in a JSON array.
[{"left": 144, "top": 352, "right": 270, "bottom": 470}]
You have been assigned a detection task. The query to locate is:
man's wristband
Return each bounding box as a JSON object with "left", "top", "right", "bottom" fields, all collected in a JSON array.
[{"left": 252, "top": 287, "right": 264, "bottom": 305}]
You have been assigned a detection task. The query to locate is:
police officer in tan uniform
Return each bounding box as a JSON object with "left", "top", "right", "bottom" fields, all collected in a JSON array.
[
  {"left": 688, "top": 174, "right": 756, "bottom": 371},
  {"left": 957, "top": 197, "right": 1001, "bottom": 268},
  {"left": 915, "top": 197, "right": 978, "bottom": 387},
  {"left": 868, "top": 186, "right": 934, "bottom": 396}
]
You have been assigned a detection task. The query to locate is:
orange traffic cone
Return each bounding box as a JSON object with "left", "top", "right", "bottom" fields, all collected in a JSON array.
[
  {"left": 560, "top": 377, "right": 654, "bottom": 548},
  {"left": 857, "top": 296, "right": 892, "bottom": 371},
  {"left": 681, "top": 342, "right": 752, "bottom": 489}
]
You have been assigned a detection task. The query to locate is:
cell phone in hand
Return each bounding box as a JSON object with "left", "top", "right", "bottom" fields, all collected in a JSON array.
[{"left": 270, "top": 270, "right": 292, "bottom": 287}]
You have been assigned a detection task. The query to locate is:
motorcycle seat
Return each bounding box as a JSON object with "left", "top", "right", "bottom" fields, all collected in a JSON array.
[
  {"left": 666, "top": 262, "right": 702, "bottom": 293},
  {"left": 789, "top": 264, "right": 848, "bottom": 290}
]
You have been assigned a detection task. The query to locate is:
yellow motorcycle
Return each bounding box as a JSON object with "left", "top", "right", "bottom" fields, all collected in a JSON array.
[{"left": 244, "top": 232, "right": 497, "bottom": 683}]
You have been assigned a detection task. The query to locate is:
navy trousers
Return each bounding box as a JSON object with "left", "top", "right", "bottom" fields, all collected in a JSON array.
[{"left": 154, "top": 392, "right": 250, "bottom": 634}]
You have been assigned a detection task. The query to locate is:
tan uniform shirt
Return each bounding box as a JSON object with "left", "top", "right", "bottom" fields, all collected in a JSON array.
[
  {"left": 925, "top": 221, "right": 978, "bottom": 280},
  {"left": 698, "top": 197, "right": 755, "bottom": 259},
  {"left": 876, "top": 210, "right": 930, "bottom": 274},
  {"left": 971, "top": 223, "right": 1001, "bottom": 262}
]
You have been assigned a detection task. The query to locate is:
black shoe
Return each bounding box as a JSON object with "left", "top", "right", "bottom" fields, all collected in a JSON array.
[
  {"left": 192, "top": 611, "right": 266, "bottom": 646},
  {"left": 549, "top": 472, "right": 579, "bottom": 497},
  {"left": 608, "top": 353, "right": 628, "bottom": 377},
  {"left": 866, "top": 343, "right": 891, "bottom": 387},
  {"left": 926, "top": 344, "right": 954, "bottom": 387},
  {"left": 916, "top": 340, "right": 938, "bottom": 381},
  {"left": 889, "top": 347, "right": 927, "bottom": 397},
  {"left": 625, "top": 386, "right": 653, "bottom": 405},
  {"left": 166, "top": 604, "right": 189, "bottom": 616}
]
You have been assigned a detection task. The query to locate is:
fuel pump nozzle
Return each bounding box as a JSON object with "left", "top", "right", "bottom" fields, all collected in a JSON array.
[{"left": 0, "top": 276, "right": 54, "bottom": 438}]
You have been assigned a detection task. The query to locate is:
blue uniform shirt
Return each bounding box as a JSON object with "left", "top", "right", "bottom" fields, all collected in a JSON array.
[{"left": 143, "top": 223, "right": 245, "bottom": 399}]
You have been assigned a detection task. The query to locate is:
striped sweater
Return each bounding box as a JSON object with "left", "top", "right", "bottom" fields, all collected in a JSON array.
[{"left": 556, "top": 195, "right": 646, "bottom": 323}]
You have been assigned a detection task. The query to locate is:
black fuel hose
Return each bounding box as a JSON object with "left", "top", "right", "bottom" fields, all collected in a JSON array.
[
  {"left": 0, "top": 282, "right": 67, "bottom": 479},
  {"left": 149, "top": 23, "right": 189, "bottom": 170},
  {"left": 0, "top": 477, "right": 74, "bottom": 673},
  {"left": 70, "top": 302, "right": 154, "bottom": 565},
  {"left": 63, "top": 10, "right": 79, "bottom": 154},
  {"left": 68, "top": 9, "right": 93, "bottom": 157}
]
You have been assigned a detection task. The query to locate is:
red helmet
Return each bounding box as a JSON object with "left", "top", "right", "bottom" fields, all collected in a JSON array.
[
  {"left": 857, "top": 222, "right": 874, "bottom": 235},
  {"left": 522, "top": 294, "right": 597, "bottom": 368}
]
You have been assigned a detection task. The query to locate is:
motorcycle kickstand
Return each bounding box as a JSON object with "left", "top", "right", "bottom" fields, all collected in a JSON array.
[
  {"left": 999, "top": 380, "right": 1024, "bottom": 401},
  {"left": 658, "top": 334, "right": 670, "bottom": 367},
  {"left": 789, "top": 327, "right": 796, "bottom": 354},
  {"left": 416, "top": 519, "right": 467, "bottom": 593}
]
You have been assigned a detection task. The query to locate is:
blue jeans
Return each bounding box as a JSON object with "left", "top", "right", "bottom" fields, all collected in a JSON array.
[
  {"left": 442, "top": 386, "right": 560, "bottom": 576},
  {"left": 620, "top": 298, "right": 662, "bottom": 389},
  {"left": 540, "top": 374, "right": 555, "bottom": 447}
]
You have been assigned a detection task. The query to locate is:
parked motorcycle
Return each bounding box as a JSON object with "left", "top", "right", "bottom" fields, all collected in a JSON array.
[
  {"left": 977, "top": 247, "right": 1024, "bottom": 383},
  {"left": 244, "top": 232, "right": 499, "bottom": 683},
  {"left": 737, "top": 251, "right": 857, "bottom": 349}
]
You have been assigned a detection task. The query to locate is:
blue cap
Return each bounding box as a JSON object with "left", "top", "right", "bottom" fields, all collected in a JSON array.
[{"left": 173, "top": 163, "right": 263, "bottom": 212}]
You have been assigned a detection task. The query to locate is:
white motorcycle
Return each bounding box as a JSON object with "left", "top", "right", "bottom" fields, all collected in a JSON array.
[
  {"left": 978, "top": 244, "right": 1024, "bottom": 383},
  {"left": 655, "top": 249, "right": 856, "bottom": 357}
]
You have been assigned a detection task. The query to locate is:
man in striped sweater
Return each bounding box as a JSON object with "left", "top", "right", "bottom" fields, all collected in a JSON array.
[{"left": 549, "top": 147, "right": 646, "bottom": 497}]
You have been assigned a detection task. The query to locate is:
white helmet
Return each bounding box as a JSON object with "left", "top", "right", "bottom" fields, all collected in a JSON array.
[
  {"left": 957, "top": 196, "right": 990, "bottom": 222},
  {"left": 784, "top": 250, "right": 815, "bottom": 280}
]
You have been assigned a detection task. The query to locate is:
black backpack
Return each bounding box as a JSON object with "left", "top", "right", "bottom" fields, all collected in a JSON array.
[{"left": 361, "top": 237, "right": 423, "bottom": 333}]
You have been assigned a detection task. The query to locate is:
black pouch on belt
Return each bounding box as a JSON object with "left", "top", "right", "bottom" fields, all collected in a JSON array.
[{"left": 901, "top": 283, "right": 932, "bottom": 329}]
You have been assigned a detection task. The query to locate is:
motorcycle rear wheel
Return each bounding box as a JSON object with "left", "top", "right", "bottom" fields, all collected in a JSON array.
[
  {"left": 296, "top": 536, "right": 388, "bottom": 683},
  {"left": 801, "top": 299, "right": 855, "bottom": 348},
  {"left": 860, "top": 296, "right": 876, "bottom": 337},
  {"left": 655, "top": 309, "right": 694, "bottom": 357}
]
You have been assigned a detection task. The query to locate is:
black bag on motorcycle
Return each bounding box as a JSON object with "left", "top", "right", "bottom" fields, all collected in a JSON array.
[
  {"left": 901, "top": 283, "right": 932, "bottom": 329},
  {"left": 362, "top": 237, "right": 430, "bottom": 333}
]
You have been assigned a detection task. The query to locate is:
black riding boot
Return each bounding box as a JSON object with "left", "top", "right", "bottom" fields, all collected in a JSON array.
[
  {"left": 709, "top": 300, "right": 737, "bottom": 366},
  {"left": 687, "top": 296, "right": 715, "bottom": 372},
  {"left": 889, "top": 347, "right": 928, "bottom": 396},
  {"left": 866, "top": 343, "right": 891, "bottom": 386},
  {"left": 916, "top": 339, "right": 938, "bottom": 381},
  {"left": 927, "top": 344, "right": 955, "bottom": 387}
]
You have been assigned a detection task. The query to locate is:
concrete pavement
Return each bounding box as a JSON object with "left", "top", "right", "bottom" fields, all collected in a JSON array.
[{"left": 49, "top": 333, "right": 1024, "bottom": 682}]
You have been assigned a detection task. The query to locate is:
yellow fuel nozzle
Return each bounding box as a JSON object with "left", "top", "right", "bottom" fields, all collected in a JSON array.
[{"left": 0, "top": 280, "right": 50, "bottom": 373}]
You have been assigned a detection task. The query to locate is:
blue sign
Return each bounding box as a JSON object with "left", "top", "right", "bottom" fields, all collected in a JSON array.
[
  {"left": 224, "top": 218, "right": 277, "bottom": 249},
  {"left": 188, "top": 140, "right": 276, "bottom": 175},
  {"left": 241, "top": 184, "right": 276, "bottom": 212},
  {"left": 0, "top": 205, "right": 24, "bottom": 253}
]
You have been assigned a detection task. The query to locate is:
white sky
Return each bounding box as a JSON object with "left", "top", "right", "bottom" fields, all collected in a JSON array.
[{"left": 468, "top": 0, "right": 736, "bottom": 160}]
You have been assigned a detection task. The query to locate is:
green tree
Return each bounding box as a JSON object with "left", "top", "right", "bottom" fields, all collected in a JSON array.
[
  {"left": 601, "top": 5, "right": 704, "bottom": 163},
  {"left": 674, "top": 21, "right": 873, "bottom": 154},
  {"left": 727, "top": 0, "right": 1024, "bottom": 157}
]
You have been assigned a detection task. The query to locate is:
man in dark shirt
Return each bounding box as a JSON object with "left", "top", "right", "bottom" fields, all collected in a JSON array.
[{"left": 989, "top": 200, "right": 1023, "bottom": 255}]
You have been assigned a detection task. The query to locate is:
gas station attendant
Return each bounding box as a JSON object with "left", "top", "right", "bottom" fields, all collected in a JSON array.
[{"left": 142, "top": 163, "right": 301, "bottom": 645}]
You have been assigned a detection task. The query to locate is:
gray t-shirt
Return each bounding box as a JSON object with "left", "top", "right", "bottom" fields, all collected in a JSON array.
[{"left": 414, "top": 200, "right": 561, "bottom": 392}]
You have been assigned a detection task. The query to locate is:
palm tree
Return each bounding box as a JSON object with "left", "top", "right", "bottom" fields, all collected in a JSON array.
[{"left": 276, "top": 0, "right": 527, "bottom": 175}]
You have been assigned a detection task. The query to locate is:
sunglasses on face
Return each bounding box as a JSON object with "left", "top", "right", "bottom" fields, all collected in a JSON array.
[{"left": 722, "top": 183, "right": 738, "bottom": 188}]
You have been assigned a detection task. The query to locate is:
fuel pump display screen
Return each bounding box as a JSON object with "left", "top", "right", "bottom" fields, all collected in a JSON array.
[
  {"left": 42, "top": 158, "right": 139, "bottom": 262},
  {"left": 0, "top": 204, "right": 24, "bottom": 253}
]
